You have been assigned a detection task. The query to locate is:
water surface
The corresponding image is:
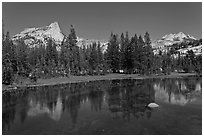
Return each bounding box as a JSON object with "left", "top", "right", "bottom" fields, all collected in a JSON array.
[{"left": 2, "top": 77, "right": 202, "bottom": 135}]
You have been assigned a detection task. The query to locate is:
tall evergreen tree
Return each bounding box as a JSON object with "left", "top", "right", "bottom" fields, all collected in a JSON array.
[
  {"left": 78, "top": 46, "right": 87, "bottom": 74},
  {"left": 132, "top": 34, "right": 139, "bottom": 73},
  {"left": 161, "top": 52, "right": 172, "bottom": 75},
  {"left": 182, "top": 50, "right": 195, "bottom": 72},
  {"left": 124, "top": 34, "right": 134, "bottom": 73},
  {"left": 2, "top": 20, "right": 5, "bottom": 41},
  {"left": 119, "top": 33, "right": 126, "bottom": 71},
  {"left": 96, "top": 41, "right": 103, "bottom": 71},
  {"left": 16, "top": 39, "right": 30, "bottom": 76},
  {"left": 106, "top": 33, "right": 120, "bottom": 73},
  {"left": 137, "top": 35, "right": 145, "bottom": 74},
  {"left": 123, "top": 32, "right": 130, "bottom": 73},
  {"left": 2, "top": 31, "right": 15, "bottom": 84},
  {"left": 68, "top": 25, "right": 79, "bottom": 75},
  {"left": 143, "top": 32, "right": 154, "bottom": 75},
  {"left": 194, "top": 55, "right": 202, "bottom": 75},
  {"left": 60, "top": 37, "right": 70, "bottom": 74},
  {"left": 88, "top": 42, "right": 98, "bottom": 74}
]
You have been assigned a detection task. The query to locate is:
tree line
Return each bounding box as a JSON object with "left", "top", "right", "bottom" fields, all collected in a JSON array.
[{"left": 2, "top": 25, "right": 202, "bottom": 85}]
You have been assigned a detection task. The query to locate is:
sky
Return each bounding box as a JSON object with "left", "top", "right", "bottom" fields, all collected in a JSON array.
[{"left": 2, "top": 2, "right": 202, "bottom": 41}]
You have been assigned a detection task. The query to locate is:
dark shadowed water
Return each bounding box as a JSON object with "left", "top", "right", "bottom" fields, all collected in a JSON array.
[{"left": 2, "top": 77, "right": 202, "bottom": 135}]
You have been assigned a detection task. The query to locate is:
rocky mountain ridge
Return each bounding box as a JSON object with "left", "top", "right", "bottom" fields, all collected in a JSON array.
[
  {"left": 12, "top": 22, "right": 108, "bottom": 51},
  {"left": 152, "top": 32, "right": 197, "bottom": 48},
  {"left": 12, "top": 22, "right": 64, "bottom": 47},
  {"left": 152, "top": 32, "right": 201, "bottom": 55},
  {"left": 12, "top": 22, "right": 201, "bottom": 56}
]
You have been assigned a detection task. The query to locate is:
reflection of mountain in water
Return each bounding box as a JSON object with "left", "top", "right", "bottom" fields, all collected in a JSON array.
[
  {"left": 27, "top": 94, "right": 63, "bottom": 121},
  {"left": 195, "top": 83, "right": 202, "bottom": 92},
  {"left": 153, "top": 79, "right": 201, "bottom": 106}
]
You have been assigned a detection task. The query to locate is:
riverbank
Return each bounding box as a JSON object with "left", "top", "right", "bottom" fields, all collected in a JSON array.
[{"left": 2, "top": 72, "right": 198, "bottom": 92}]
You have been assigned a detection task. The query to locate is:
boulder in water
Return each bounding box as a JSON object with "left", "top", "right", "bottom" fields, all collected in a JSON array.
[{"left": 147, "top": 103, "right": 159, "bottom": 108}]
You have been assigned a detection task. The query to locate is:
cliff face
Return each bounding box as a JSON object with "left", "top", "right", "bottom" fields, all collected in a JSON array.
[{"left": 12, "top": 22, "right": 65, "bottom": 48}]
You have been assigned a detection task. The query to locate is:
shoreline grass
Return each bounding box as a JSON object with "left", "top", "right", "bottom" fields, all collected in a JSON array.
[{"left": 2, "top": 72, "right": 198, "bottom": 92}]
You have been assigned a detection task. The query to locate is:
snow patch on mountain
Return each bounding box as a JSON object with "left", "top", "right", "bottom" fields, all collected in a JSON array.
[
  {"left": 152, "top": 32, "right": 199, "bottom": 55},
  {"left": 177, "top": 45, "right": 202, "bottom": 56},
  {"left": 152, "top": 32, "right": 196, "bottom": 49},
  {"left": 161, "top": 32, "right": 196, "bottom": 42}
]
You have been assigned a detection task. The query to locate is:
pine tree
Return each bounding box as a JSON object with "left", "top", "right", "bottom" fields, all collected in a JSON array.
[
  {"left": 143, "top": 32, "right": 154, "bottom": 75},
  {"left": 78, "top": 46, "right": 87, "bottom": 75},
  {"left": 96, "top": 41, "right": 103, "bottom": 73},
  {"left": 45, "top": 38, "right": 53, "bottom": 67},
  {"left": 106, "top": 33, "right": 120, "bottom": 73},
  {"left": 182, "top": 50, "right": 195, "bottom": 72},
  {"left": 89, "top": 42, "right": 98, "bottom": 74},
  {"left": 194, "top": 55, "right": 202, "bottom": 75},
  {"left": 52, "top": 42, "right": 58, "bottom": 67},
  {"left": 68, "top": 25, "right": 79, "bottom": 75},
  {"left": 119, "top": 33, "right": 125, "bottom": 72},
  {"left": 2, "top": 31, "right": 15, "bottom": 84},
  {"left": 161, "top": 52, "right": 171, "bottom": 75},
  {"left": 2, "top": 55, "right": 13, "bottom": 85},
  {"left": 132, "top": 34, "right": 139, "bottom": 73},
  {"left": 123, "top": 32, "right": 130, "bottom": 73},
  {"left": 137, "top": 35, "right": 145, "bottom": 74},
  {"left": 152, "top": 54, "right": 162, "bottom": 74},
  {"left": 15, "top": 39, "right": 30, "bottom": 76},
  {"left": 124, "top": 34, "right": 134, "bottom": 73},
  {"left": 2, "top": 20, "right": 5, "bottom": 41},
  {"left": 38, "top": 43, "right": 46, "bottom": 75},
  {"left": 60, "top": 37, "right": 70, "bottom": 75},
  {"left": 176, "top": 52, "right": 182, "bottom": 72}
]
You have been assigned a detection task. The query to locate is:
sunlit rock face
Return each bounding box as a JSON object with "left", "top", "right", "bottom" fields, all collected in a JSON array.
[
  {"left": 12, "top": 21, "right": 109, "bottom": 52},
  {"left": 153, "top": 82, "right": 197, "bottom": 106},
  {"left": 27, "top": 95, "right": 63, "bottom": 121},
  {"left": 12, "top": 22, "right": 65, "bottom": 49}
]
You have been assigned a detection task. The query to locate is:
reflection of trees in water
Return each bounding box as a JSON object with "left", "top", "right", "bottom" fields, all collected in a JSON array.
[
  {"left": 3, "top": 80, "right": 111, "bottom": 131},
  {"left": 65, "top": 84, "right": 82, "bottom": 125},
  {"left": 3, "top": 88, "right": 29, "bottom": 133},
  {"left": 153, "top": 78, "right": 201, "bottom": 105},
  {"left": 65, "top": 81, "right": 107, "bottom": 125},
  {"left": 2, "top": 105, "right": 16, "bottom": 133},
  {"left": 107, "top": 79, "right": 155, "bottom": 120},
  {"left": 2, "top": 82, "right": 108, "bottom": 132},
  {"left": 183, "top": 77, "right": 202, "bottom": 92},
  {"left": 19, "top": 94, "right": 29, "bottom": 123},
  {"left": 88, "top": 87, "right": 104, "bottom": 112},
  {"left": 3, "top": 77, "right": 201, "bottom": 133},
  {"left": 66, "top": 95, "right": 80, "bottom": 125}
]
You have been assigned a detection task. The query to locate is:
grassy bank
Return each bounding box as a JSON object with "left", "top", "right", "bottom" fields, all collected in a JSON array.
[{"left": 2, "top": 72, "right": 198, "bottom": 92}]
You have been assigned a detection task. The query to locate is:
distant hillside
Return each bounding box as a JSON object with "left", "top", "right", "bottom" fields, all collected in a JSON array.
[{"left": 151, "top": 32, "right": 202, "bottom": 56}]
